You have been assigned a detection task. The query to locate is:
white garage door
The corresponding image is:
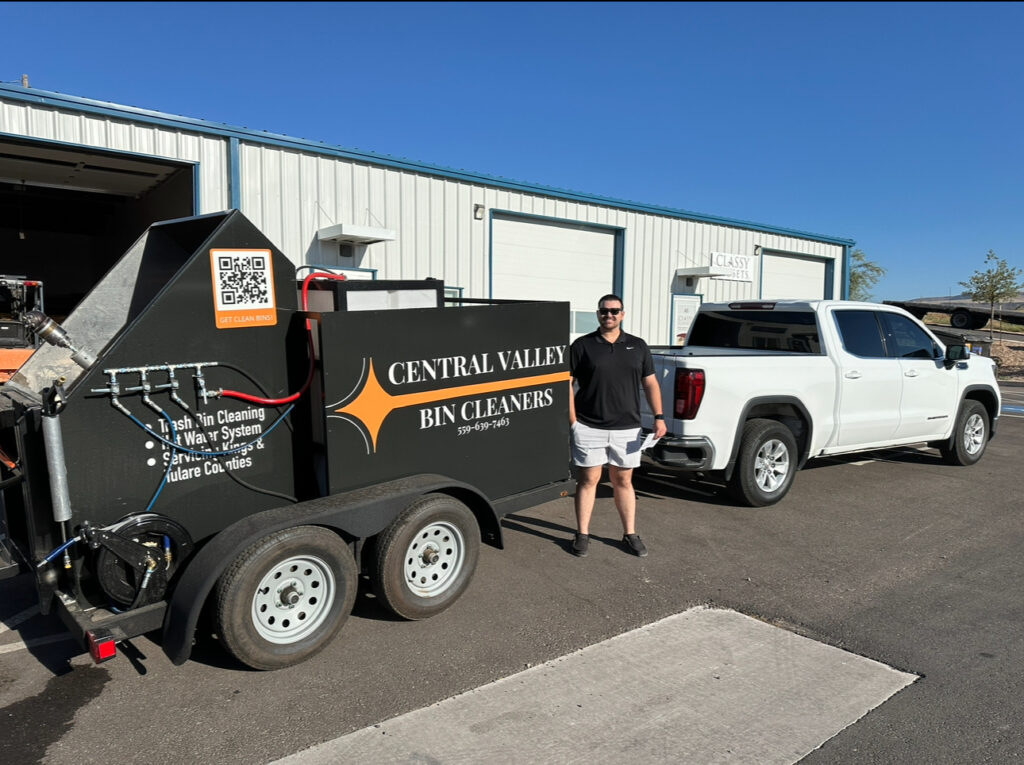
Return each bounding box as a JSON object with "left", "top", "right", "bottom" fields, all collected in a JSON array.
[
  {"left": 761, "top": 252, "right": 828, "bottom": 300},
  {"left": 492, "top": 216, "right": 616, "bottom": 338}
]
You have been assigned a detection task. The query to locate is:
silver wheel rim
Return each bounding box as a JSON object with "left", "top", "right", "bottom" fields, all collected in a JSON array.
[
  {"left": 252, "top": 555, "right": 335, "bottom": 644},
  {"left": 963, "top": 413, "right": 985, "bottom": 455},
  {"left": 754, "top": 438, "right": 790, "bottom": 493},
  {"left": 404, "top": 521, "right": 464, "bottom": 598}
]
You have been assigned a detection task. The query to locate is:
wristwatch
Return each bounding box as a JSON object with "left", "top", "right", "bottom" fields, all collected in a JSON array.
[{"left": 654, "top": 414, "right": 664, "bottom": 420}]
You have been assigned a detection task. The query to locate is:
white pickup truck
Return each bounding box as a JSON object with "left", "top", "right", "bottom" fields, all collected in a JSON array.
[{"left": 641, "top": 300, "right": 1001, "bottom": 506}]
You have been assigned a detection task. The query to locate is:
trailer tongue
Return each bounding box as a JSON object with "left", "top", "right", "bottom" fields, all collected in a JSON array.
[{"left": 0, "top": 211, "right": 573, "bottom": 669}]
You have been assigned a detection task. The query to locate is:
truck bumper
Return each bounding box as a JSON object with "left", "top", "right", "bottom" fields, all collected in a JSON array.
[{"left": 646, "top": 436, "right": 715, "bottom": 471}]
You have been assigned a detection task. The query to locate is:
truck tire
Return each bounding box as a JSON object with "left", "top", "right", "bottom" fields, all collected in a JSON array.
[
  {"left": 729, "top": 418, "right": 798, "bottom": 507},
  {"left": 939, "top": 400, "right": 989, "bottom": 466},
  {"left": 372, "top": 494, "right": 479, "bottom": 620},
  {"left": 950, "top": 309, "right": 973, "bottom": 330},
  {"left": 214, "top": 526, "right": 357, "bottom": 670}
]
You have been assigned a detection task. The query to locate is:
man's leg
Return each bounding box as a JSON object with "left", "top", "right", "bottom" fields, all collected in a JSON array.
[
  {"left": 608, "top": 465, "right": 636, "bottom": 534},
  {"left": 574, "top": 465, "right": 604, "bottom": 534}
]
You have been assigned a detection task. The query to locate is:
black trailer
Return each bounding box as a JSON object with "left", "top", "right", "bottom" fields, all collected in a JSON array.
[
  {"left": 0, "top": 211, "right": 573, "bottom": 669},
  {"left": 884, "top": 297, "right": 1024, "bottom": 330}
]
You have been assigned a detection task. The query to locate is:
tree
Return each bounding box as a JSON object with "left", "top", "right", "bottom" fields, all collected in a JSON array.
[
  {"left": 849, "top": 249, "right": 886, "bottom": 301},
  {"left": 959, "top": 250, "right": 1024, "bottom": 339}
]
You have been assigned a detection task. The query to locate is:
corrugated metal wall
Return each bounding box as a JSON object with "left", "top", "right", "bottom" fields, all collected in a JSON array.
[
  {"left": 239, "top": 142, "right": 842, "bottom": 343},
  {"left": 0, "top": 99, "right": 229, "bottom": 211},
  {"left": 1, "top": 95, "right": 843, "bottom": 345}
]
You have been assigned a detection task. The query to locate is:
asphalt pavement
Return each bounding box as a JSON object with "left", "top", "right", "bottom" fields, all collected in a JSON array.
[{"left": 2, "top": 387, "right": 1023, "bottom": 763}]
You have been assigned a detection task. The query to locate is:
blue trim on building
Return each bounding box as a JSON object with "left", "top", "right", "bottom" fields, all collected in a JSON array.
[
  {"left": 0, "top": 84, "right": 855, "bottom": 247},
  {"left": 228, "top": 136, "right": 241, "bottom": 210},
  {"left": 842, "top": 244, "right": 852, "bottom": 300}
]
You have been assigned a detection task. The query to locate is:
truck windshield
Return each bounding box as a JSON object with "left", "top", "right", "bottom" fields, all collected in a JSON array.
[{"left": 687, "top": 310, "right": 821, "bottom": 353}]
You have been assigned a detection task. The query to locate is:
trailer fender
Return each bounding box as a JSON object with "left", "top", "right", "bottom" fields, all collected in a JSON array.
[{"left": 161, "top": 473, "right": 498, "bottom": 665}]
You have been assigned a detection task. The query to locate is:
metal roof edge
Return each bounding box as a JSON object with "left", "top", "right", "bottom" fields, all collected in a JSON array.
[{"left": 0, "top": 84, "right": 856, "bottom": 247}]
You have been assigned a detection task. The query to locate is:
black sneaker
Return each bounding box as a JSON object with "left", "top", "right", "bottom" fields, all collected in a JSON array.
[
  {"left": 623, "top": 533, "right": 648, "bottom": 558},
  {"left": 571, "top": 533, "right": 590, "bottom": 557}
]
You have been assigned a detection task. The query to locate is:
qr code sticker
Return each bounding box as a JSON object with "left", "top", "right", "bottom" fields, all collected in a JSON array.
[{"left": 212, "top": 251, "right": 274, "bottom": 310}]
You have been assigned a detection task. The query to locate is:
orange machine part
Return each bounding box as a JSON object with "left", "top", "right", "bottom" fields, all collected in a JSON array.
[{"left": 0, "top": 348, "right": 33, "bottom": 383}]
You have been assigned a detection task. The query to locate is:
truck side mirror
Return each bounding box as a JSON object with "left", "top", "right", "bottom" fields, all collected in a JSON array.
[{"left": 944, "top": 343, "right": 969, "bottom": 368}]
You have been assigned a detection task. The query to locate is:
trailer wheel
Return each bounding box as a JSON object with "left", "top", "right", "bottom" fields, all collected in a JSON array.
[
  {"left": 939, "top": 400, "right": 989, "bottom": 466},
  {"left": 950, "top": 309, "right": 972, "bottom": 330},
  {"left": 214, "top": 526, "right": 357, "bottom": 670},
  {"left": 728, "top": 418, "right": 798, "bottom": 507},
  {"left": 372, "top": 494, "right": 479, "bottom": 620}
]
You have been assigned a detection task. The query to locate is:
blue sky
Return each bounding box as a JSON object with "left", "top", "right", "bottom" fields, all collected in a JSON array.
[{"left": 3, "top": 1, "right": 1022, "bottom": 300}]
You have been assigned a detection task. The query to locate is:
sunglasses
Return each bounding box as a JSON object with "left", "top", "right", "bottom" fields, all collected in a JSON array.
[{"left": 598, "top": 308, "right": 622, "bottom": 316}]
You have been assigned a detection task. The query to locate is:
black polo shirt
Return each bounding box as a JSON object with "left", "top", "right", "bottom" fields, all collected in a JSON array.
[{"left": 569, "top": 330, "right": 655, "bottom": 429}]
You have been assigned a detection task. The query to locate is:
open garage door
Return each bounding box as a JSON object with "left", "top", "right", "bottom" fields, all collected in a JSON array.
[
  {"left": 491, "top": 215, "right": 617, "bottom": 339},
  {"left": 0, "top": 138, "right": 195, "bottom": 317},
  {"left": 761, "top": 251, "right": 829, "bottom": 300}
]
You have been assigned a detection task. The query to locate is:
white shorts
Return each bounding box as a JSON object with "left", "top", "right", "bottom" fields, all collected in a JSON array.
[{"left": 571, "top": 420, "right": 645, "bottom": 469}]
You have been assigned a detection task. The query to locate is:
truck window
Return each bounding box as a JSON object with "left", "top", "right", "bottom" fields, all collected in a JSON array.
[
  {"left": 687, "top": 310, "right": 820, "bottom": 353},
  {"left": 833, "top": 310, "right": 886, "bottom": 358},
  {"left": 879, "top": 312, "right": 941, "bottom": 359}
]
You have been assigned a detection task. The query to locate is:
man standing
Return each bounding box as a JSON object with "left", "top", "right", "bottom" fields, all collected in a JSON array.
[{"left": 569, "top": 294, "right": 667, "bottom": 557}]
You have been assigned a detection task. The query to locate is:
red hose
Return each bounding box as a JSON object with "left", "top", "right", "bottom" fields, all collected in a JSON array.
[{"left": 219, "top": 271, "right": 346, "bottom": 405}]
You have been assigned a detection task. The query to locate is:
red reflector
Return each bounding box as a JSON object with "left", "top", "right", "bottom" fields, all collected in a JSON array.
[
  {"left": 87, "top": 630, "right": 117, "bottom": 663},
  {"left": 674, "top": 369, "right": 706, "bottom": 420}
]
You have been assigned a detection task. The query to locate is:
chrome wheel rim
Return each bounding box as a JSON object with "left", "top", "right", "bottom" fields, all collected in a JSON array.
[
  {"left": 252, "top": 555, "right": 335, "bottom": 644},
  {"left": 404, "top": 521, "right": 464, "bottom": 598},
  {"left": 754, "top": 439, "right": 790, "bottom": 493},
  {"left": 963, "top": 413, "right": 985, "bottom": 455}
]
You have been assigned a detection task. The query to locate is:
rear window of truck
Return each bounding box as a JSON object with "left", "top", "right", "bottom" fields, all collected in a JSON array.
[{"left": 687, "top": 310, "right": 821, "bottom": 353}]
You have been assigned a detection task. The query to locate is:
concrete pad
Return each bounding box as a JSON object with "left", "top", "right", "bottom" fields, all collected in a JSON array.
[{"left": 275, "top": 607, "right": 917, "bottom": 765}]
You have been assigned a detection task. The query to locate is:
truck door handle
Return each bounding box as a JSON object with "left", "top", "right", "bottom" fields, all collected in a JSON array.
[
  {"left": 844, "top": 370, "right": 862, "bottom": 379},
  {"left": 904, "top": 369, "right": 919, "bottom": 378}
]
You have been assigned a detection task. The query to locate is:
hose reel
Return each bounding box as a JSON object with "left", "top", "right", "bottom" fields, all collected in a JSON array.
[{"left": 89, "top": 514, "right": 194, "bottom": 608}]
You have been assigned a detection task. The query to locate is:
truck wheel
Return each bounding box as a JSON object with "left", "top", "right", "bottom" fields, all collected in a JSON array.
[
  {"left": 214, "top": 526, "right": 357, "bottom": 670},
  {"left": 940, "top": 400, "right": 989, "bottom": 466},
  {"left": 729, "top": 419, "right": 798, "bottom": 507},
  {"left": 372, "top": 494, "right": 479, "bottom": 620},
  {"left": 950, "top": 309, "right": 972, "bottom": 330}
]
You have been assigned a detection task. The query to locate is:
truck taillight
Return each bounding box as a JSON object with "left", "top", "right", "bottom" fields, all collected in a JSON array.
[{"left": 674, "top": 369, "right": 705, "bottom": 420}]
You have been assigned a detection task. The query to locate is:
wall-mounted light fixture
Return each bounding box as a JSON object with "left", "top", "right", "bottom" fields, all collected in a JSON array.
[{"left": 473, "top": 204, "right": 485, "bottom": 220}]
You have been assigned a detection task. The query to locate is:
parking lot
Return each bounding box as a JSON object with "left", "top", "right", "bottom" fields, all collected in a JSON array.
[{"left": 2, "top": 386, "right": 1023, "bottom": 763}]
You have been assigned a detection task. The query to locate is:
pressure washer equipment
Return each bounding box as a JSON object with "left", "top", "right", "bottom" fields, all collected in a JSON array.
[{"left": 21, "top": 310, "right": 95, "bottom": 370}]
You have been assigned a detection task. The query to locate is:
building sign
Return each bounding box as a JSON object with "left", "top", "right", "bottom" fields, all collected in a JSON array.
[
  {"left": 710, "top": 252, "right": 754, "bottom": 283},
  {"left": 672, "top": 294, "right": 702, "bottom": 345}
]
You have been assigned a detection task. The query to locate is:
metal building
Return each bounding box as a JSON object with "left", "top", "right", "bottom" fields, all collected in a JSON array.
[{"left": 0, "top": 84, "right": 854, "bottom": 343}]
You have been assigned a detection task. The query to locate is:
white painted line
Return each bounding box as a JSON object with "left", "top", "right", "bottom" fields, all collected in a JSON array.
[
  {"left": 0, "top": 632, "right": 75, "bottom": 655},
  {"left": 275, "top": 607, "right": 917, "bottom": 765},
  {"left": 0, "top": 605, "right": 40, "bottom": 635}
]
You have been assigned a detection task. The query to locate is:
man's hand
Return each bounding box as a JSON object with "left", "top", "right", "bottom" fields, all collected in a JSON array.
[{"left": 653, "top": 418, "right": 667, "bottom": 439}]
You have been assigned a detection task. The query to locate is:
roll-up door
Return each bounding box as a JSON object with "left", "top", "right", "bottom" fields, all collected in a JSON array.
[
  {"left": 761, "top": 252, "right": 828, "bottom": 300},
  {"left": 491, "top": 215, "right": 616, "bottom": 338}
]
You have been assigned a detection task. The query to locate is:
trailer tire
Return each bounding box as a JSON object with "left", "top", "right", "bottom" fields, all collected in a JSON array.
[
  {"left": 214, "top": 525, "right": 357, "bottom": 670},
  {"left": 950, "top": 309, "right": 972, "bottom": 330},
  {"left": 372, "top": 494, "right": 479, "bottom": 621},
  {"left": 939, "top": 400, "right": 989, "bottom": 466},
  {"left": 728, "top": 418, "right": 797, "bottom": 507}
]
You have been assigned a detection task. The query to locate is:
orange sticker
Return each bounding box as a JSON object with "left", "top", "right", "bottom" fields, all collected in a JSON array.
[{"left": 210, "top": 249, "right": 277, "bottom": 329}]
